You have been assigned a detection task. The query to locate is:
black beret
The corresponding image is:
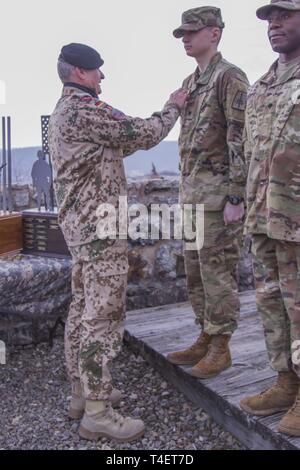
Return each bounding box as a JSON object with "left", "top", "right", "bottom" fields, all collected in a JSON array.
[{"left": 59, "top": 43, "right": 104, "bottom": 70}]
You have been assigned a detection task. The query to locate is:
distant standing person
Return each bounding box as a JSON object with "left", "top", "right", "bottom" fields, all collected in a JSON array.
[
  {"left": 49, "top": 42, "right": 187, "bottom": 443},
  {"left": 167, "top": 7, "right": 249, "bottom": 379},
  {"left": 240, "top": 0, "right": 300, "bottom": 437},
  {"left": 31, "top": 150, "right": 52, "bottom": 211}
]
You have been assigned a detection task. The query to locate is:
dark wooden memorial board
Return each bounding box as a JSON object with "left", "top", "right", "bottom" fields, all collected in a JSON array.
[{"left": 22, "top": 209, "right": 70, "bottom": 258}]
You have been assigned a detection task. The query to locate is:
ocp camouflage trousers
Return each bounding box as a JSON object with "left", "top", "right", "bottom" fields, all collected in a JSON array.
[
  {"left": 252, "top": 234, "right": 300, "bottom": 378},
  {"left": 66, "top": 240, "right": 128, "bottom": 400},
  {"left": 184, "top": 211, "right": 242, "bottom": 336}
]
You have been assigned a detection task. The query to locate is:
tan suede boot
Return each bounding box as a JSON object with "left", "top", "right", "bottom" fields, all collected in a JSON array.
[
  {"left": 79, "top": 400, "right": 145, "bottom": 442},
  {"left": 240, "top": 371, "right": 299, "bottom": 417},
  {"left": 278, "top": 386, "right": 300, "bottom": 436},
  {"left": 68, "top": 381, "right": 122, "bottom": 420},
  {"left": 188, "top": 335, "right": 232, "bottom": 379},
  {"left": 167, "top": 332, "right": 211, "bottom": 366}
]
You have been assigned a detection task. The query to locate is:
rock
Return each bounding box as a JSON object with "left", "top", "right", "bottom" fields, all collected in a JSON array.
[{"left": 1, "top": 340, "right": 244, "bottom": 450}]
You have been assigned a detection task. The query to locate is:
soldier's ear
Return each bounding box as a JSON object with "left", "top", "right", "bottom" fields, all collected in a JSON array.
[
  {"left": 211, "top": 27, "right": 222, "bottom": 45},
  {"left": 74, "top": 67, "right": 86, "bottom": 80}
]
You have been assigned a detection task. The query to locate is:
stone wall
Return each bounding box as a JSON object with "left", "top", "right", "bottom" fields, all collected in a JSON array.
[
  {"left": 9, "top": 178, "right": 254, "bottom": 312},
  {"left": 127, "top": 179, "right": 254, "bottom": 310},
  {"left": 1, "top": 179, "right": 255, "bottom": 345}
]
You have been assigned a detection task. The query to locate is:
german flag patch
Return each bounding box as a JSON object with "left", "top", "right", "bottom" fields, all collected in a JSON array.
[{"left": 95, "top": 100, "right": 107, "bottom": 108}]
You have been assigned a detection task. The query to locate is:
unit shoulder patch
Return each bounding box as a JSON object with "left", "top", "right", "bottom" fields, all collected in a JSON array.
[{"left": 232, "top": 90, "right": 247, "bottom": 111}]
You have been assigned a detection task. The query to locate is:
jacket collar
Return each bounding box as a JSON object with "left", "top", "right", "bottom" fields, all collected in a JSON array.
[
  {"left": 62, "top": 82, "right": 98, "bottom": 98},
  {"left": 194, "top": 52, "right": 223, "bottom": 86},
  {"left": 260, "top": 59, "right": 300, "bottom": 86}
]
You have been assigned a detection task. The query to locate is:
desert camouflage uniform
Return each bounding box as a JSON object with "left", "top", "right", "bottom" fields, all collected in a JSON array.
[
  {"left": 49, "top": 85, "right": 180, "bottom": 399},
  {"left": 180, "top": 52, "right": 249, "bottom": 336},
  {"left": 245, "top": 59, "right": 300, "bottom": 377}
]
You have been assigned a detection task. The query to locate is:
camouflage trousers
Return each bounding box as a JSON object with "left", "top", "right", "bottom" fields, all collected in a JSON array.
[
  {"left": 252, "top": 234, "right": 300, "bottom": 378},
  {"left": 66, "top": 239, "right": 128, "bottom": 401},
  {"left": 184, "top": 211, "right": 242, "bottom": 336}
]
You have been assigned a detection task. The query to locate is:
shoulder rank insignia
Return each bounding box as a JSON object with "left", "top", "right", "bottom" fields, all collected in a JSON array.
[{"left": 80, "top": 96, "right": 93, "bottom": 103}]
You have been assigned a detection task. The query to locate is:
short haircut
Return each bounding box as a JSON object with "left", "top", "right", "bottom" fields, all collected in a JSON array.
[{"left": 57, "top": 59, "right": 76, "bottom": 83}]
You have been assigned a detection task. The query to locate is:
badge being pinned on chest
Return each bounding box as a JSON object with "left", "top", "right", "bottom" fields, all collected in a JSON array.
[{"left": 231, "top": 90, "right": 247, "bottom": 111}]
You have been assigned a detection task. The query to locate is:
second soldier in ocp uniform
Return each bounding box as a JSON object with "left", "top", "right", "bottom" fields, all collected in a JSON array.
[
  {"left": 49, "top": 43, "right": 187, "bottom": 443},
  {"left": 167, "top": 7, "right": 249, "bottom": 378},
  {"left": 240, "top": 0, "right": 300, "bottom": 437}
]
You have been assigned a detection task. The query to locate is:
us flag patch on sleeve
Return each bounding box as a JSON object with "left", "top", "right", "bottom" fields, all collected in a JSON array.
[{"left": 232, "top": 91, "right": 247, "bottom": 111}]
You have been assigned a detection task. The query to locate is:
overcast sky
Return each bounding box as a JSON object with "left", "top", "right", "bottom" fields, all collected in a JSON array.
[{"left": 0, "top": 0, "right": 277, "bottom": 148}]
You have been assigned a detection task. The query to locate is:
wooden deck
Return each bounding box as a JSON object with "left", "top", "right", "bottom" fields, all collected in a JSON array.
[{"left": 124, "top": 290, "right": 300, "bottom": 450}]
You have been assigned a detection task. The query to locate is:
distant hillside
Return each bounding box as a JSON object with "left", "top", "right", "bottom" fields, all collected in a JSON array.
[
  {"left": 124, "top": 141, "right": 180, "bottom": 177},
  {"left": 8, "top": 141, "right": 180, "bottom": 184}
]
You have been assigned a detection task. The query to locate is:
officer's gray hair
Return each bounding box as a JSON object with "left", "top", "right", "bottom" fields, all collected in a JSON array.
[{"left": 57, "top": 60, "right": 75, "bottom": 83}]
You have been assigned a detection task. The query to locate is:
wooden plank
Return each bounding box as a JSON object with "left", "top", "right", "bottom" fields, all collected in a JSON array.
[
  {"left": 0, "top": 213, "right": 23, "bottom": 255},
  {"left": 124, "top": 291, "right": 300, "bottom": 450}
]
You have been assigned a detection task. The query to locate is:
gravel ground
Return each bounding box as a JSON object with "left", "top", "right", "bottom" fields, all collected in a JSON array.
[{"left": 0, "top": 337, "right": 244, "bottom": 450}]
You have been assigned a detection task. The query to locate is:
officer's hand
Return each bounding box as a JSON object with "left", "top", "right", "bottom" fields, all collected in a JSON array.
[
  {"left": 169, "top": 89, "right": 188, "bottom": 111},
  {"left": 223, "top": 202, "right": 245, "bottom": 226}
]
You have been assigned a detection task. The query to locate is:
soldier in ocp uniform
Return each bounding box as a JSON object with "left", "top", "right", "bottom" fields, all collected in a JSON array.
[
  {"left": 49, "top": 43, "right": 187, "bottom": 442},
  {"left": 240, "top": 0, "right": 300, "bottom": 437},
  {"left": 167, "top": 7, "right": 249, "bottom": 379}
]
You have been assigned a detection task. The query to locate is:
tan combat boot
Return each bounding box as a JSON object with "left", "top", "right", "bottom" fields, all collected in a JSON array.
[
  {"left": 166, "top": 332, "right": 211, "bottom": 366},
  {"left": 188, "top": 335, "right": 232, "bottom": 379},
  {"left": 79, "top": 400, "right": 145, "bottom": 442},
  {"left": 68, "top": 381, "right": 122, "bottom": 420},
  {"left": 240, "top": 371, "right": 299, "bottom": 417},
  {"left": 278, "top": 386, "right": 300, "bottom": 436}
]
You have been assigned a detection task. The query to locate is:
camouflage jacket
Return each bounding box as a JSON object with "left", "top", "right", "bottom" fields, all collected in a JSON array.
[
  {"left": 49, "top": 85, "right": 180, "bottom": 247},
  {"left": 179, "top": 52, "right": 249, "bottom": 210},
  {"left": 245, "top": 60, "right": 300, "bottom": 242}
]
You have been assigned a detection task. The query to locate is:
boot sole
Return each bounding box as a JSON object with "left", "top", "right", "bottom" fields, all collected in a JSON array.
[
  {"left": 278, "top": 424, "right": 300, "bottom": 437},
  {"left": 167, "top": 357, "right": 200, "bottom": 366},
  {"left": 240, "top": 402, "right": 291, "bottom": 417},
  {"left": 78, "top": 425, "right": 145, "bottom": 443},
  {"left": 188, "top": 362, "right": 232, "bottom": 379}
]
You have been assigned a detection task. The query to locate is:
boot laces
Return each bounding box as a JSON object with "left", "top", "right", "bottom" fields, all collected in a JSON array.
[
  {"left": 204, "top": 343, "right": 222, "bottom": 363},
  {"left": 106, "top": 407, "right": 126, "bottom": 426},
  {"left": 189, "top": 334, "right": 207, "bottom": 351},
  {"left": 288, "top": 394, "right": 300, "bottom": 416}
]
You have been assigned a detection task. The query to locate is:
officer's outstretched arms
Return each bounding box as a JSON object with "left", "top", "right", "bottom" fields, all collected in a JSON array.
[{"left": 73, "top": 89, "right": 188, "bottom": 157}]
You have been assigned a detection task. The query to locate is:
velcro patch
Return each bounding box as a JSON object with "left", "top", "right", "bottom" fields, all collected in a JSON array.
[{"left": 232, "top": 91, "right": 247, "bottom": 111}]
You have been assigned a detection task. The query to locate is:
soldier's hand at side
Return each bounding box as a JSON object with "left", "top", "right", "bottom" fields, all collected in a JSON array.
[
  {"left": 169, "top": 89, "right": 188, "bottom": 111},
  {"left": 223, "top": 202, "right": 245, "bottom": 226}
]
